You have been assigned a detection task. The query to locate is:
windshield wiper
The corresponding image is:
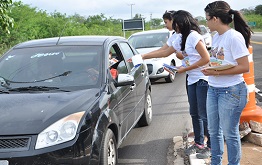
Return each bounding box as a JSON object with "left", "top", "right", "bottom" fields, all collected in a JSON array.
[
  {"left": 0, "top": 89, "right": 9, "bottom": 94},
  {"left": 33, "top": 71, "right": 72, "bottom": 83},
  {"left": 9, "top": 86, "right": 59, "bottom": 92},
  {"left": 9, "top": 86, "right": 70, "bottom": 92},
  {"left": 0, "top": 71, "right": 71, "bottom": 86}
]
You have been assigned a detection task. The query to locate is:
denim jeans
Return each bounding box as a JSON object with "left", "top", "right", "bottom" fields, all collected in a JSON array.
[
  {"left": 207, "top": 81, "right": 248, "bottom": 165},
  {"left": 187, "top": 79, "right": 210, "bottom": 148}
]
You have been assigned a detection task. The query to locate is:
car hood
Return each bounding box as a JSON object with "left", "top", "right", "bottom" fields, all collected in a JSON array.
[{"left": 0, "top": 89, "right": 100, "bottom": 135}]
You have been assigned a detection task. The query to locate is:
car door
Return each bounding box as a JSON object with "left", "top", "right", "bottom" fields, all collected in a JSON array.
[
  {"left": 118, "top": 42, "right": 146, "bottom": 124},
  {"left": 108, "top": 43, "right": 137, "bottom": 140}
]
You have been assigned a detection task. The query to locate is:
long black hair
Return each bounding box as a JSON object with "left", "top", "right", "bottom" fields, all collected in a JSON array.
[
  {"left": 172, "top": 10, "right": 201, "bottom": 51},
  {"left": 204, "top": 1, "right": 252, "bottom": 48}
]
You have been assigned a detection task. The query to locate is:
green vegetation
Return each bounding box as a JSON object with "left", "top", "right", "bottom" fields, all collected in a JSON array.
[
  {"left": 0, "top": 0, "right": 14, "bottom": 33},
  {"left": 244, "top": 14, "right": 262, "bottom": 32},
  {"left": 0, "top": 1, "right": 261, "bottom": 55}
]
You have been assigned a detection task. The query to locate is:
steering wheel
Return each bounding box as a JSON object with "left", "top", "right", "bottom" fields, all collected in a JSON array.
[{"left": 63, "top": 68, "right": 99, "bottom": 85}]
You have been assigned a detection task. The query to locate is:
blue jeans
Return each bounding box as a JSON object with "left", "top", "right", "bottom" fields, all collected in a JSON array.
[
  {"left": 207, "top": 81, "right": 248, "bottom": 165},
  {"left": 187, "top": 79, "right": 210, "bottom": 148}
]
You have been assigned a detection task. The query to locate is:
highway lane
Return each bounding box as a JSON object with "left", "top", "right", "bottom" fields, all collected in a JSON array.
[{"left": 252, "top": 32, "right": 262, "bottom": 99}]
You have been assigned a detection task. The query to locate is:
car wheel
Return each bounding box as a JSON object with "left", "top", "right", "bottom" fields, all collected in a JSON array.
[
  {"left": 100, "top": 129, "right": 117, "bottom": 165},
  {"left": 165, "top": 62, "right": 176, "bottom": 83},
  {"left": 137, "top": 90, "right": 153, "bottom": 127}
]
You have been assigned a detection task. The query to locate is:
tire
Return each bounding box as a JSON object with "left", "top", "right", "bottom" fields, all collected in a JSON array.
[
  {"left": 99, "top": 129, "right": 117, "bottom": 165},
  {"left": 165, "top": 62, "right": 176, "bottom": 83},
  {"left": 137, "top": 90, "right": 153, "bottom": 127}
]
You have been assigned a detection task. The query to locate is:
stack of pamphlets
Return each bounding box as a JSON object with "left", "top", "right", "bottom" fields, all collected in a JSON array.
[
  {"left": 205, "top": 59, "right": 235, "bottom": 70},
  {"left": 163, "top": 63, "right": 179, "bottom": 75},
  {"left": 205, "top": 64, "right": 235, "bottom": 70}
]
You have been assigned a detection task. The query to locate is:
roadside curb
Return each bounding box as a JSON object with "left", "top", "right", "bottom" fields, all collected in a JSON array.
[
  {"left": 172, "top": 136, "right": 185, "bottom": 165},
  {"left": 186, "top": 136, "right": 210, "bottom": 165},
  {"left": 189, "top": 154, "right": 210, "bottom": 165}
]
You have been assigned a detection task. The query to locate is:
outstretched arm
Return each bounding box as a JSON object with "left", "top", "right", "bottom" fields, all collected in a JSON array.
[{"left": 141, "top": 46, "right": 176, "bottom": 60}]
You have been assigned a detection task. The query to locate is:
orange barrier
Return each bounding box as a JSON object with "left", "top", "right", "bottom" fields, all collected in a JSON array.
[{"left": 240, "top": 46, "right": 262, "bottom": 123}]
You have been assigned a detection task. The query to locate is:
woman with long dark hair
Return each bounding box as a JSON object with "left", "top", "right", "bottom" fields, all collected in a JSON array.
[
  {"left": 141, "top": 10, "right": 211, "bottom": 158},
  {"left": 201, "top": 1, "right": 252, "bottom": 164}
]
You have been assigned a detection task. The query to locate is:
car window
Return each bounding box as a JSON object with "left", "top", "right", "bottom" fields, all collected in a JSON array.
[
  {"left": 119, "top": 42, "right": 135, "bottom": 70},
  {"left": 200, "top": 26, "right": 207, "bottom": 35},
  {"left": 0, "top": 45, "right": 102, "bottom": 89},
  {"left": 128, "top": 32, "right": 169, "bottom": 49},
  {"left": 117, "top": 61, "right": 128, "bottom": 74}
]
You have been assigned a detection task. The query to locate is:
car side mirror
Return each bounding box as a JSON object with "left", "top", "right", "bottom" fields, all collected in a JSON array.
[{"left": 116, "top": 74, "right": 134, "bottom": 87}]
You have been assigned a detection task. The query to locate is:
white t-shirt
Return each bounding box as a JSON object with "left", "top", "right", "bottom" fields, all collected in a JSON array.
[
  {"left": 176, "top": 31, "right": 208, "bottom": 85},
  {"left": 208, "top": 29, "right": 249, "bottom": 87},
  {"left": 167, "top": 33, "right": 181, "bottom": 49}
]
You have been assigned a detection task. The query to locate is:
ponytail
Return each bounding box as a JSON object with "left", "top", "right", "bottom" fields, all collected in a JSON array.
[
  {"left": 205, "top": 1, "right": 253, "bottom": 48},
  {"left": 231, "top": 10, "right": 253, "bottom": 48}
]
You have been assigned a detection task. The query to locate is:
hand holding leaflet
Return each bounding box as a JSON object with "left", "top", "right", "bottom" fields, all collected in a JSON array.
[
  {"left": 163, "top": 63, "right": 179, "bottom": 75},
  {"left": 132, "top": 54, "right": 144, "bottom": 68}
]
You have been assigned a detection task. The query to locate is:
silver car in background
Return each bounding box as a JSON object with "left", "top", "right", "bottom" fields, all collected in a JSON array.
[
  {"left": 128, "top": 29, "right": 182, "bottom": 83},
  {"left": 199, "top": 25, "right": 212, "bottom": 49}
]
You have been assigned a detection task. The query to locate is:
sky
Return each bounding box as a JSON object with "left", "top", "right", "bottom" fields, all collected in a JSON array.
[{"left": 15, "top": 0, "right": 261, "bottom": 21}]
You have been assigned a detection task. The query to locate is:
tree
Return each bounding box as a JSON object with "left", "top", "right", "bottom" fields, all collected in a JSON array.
[
  {"left": 255, "top": 5, "right": 262, "bottom": 15},
  {"left": 150, "top": 18, "right": 163, "bottom": 27},
  {"left": 133, "top": 13, "right": 142, "bottom": 19},
  {"left": 0, "top": 0, "right": 14, "bottom": 33}
]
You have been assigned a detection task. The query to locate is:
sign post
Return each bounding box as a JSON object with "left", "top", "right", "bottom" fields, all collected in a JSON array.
[
  {"left": 122, "top": 18, "right": 144, "bottom": 38},
  {"left": 247, "top": 22, "right": 256, "bottom": 27}
]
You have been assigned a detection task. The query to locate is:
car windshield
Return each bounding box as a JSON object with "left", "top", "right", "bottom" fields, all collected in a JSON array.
[
  {"left": 128, "top": 32, "right": 169, "bottom": 49},
  {"left": 0, "top": 45, "right": 102, "bottom": 91},
  {"left": 200, "top": 26, "right": 208, "bottom": 35}
]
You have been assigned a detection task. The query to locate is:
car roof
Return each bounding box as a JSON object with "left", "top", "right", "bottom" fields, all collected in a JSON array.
[
  {"left": 13, "top": 36, "right": 126, "bottom": 49},
  {"left": 129, "top": 28, "right": 172, "bottom": 37}
]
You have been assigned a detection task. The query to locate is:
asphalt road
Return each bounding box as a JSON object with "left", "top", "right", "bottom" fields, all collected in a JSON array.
[
  {"left": 252, "top": 32, "right": 262, "bottom": 101},
  {"left": 118, "top": 73, "right": 191, "bottom": 165},
  {"left": 118, "top": 32, "right": 262, "bottom": 165}
]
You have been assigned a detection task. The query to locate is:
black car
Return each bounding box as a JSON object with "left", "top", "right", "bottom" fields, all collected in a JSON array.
[{"left": 0, "top": 36, "right": 152, "bottom": 165}]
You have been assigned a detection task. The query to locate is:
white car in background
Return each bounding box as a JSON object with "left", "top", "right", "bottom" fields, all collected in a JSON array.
[
  {"left": 199, "top": 25, "right": 212, "bottom": 49},
  {"left": 128, "top": 29, "right": 182, "bottom": 83}
]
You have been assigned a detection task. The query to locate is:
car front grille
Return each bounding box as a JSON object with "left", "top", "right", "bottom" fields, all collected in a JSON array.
[
  {"left": 147, "top": 64, "right": 153, "bottom": 75},
  {"left": 0, "top": 136, "right": 31, "bottom": 152}
]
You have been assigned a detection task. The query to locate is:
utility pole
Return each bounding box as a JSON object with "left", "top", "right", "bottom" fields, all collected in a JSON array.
[{"left": 128, "top": 3, "right": 135, "bottom": 19}]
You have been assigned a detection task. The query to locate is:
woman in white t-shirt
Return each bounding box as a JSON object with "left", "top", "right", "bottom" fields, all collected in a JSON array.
[
  {"left": 201, "top": 1, "right": 252, "bottom": 165},
  {"left": 148, "top": 10, "right": 181, "bottom": 54},
  {"left": 141, "top": 10, "right": 211, "bottom": 158}
]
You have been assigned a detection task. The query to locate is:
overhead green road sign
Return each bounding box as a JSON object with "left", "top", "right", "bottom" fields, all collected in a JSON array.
[{"left": 248, "top": 22, "right": 256, "bottom": 27}]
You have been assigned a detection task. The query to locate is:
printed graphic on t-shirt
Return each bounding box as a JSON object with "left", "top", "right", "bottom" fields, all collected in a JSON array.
[
  {"left": 206, "top": 46, "right": 235, "bottom": 70},
  {"left": 209, "top": 47, "right": 218, "bottom": 57},
  {"left": 182, "top": 51, "right": 190, "bottom": 66},
  {"left": 209, "top": 46, "right": 224, "bottom": 66},
  {"left": 217, "top": 47, "right": 224, "bottom": 60}
]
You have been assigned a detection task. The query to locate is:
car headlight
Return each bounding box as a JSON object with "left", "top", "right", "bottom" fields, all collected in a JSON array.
[{"left": 35, "top": 111, "right": 85, "bottom": 149}]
